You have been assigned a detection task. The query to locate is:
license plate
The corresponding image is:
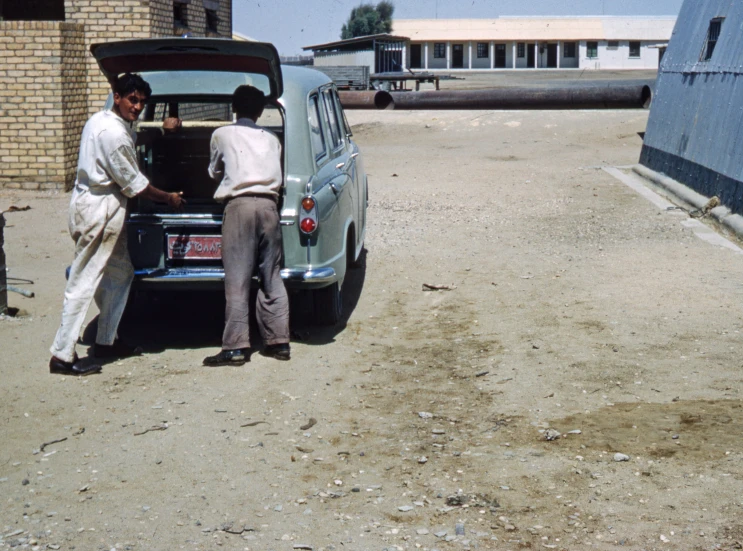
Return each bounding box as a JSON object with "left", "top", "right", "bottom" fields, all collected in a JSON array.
[{"left": 167, "top": 235, "right": 222, "bottom": 260}]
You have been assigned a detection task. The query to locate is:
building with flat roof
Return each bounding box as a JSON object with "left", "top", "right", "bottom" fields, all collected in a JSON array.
[
  {"left": 0, "top": 0, "right": 232, "bottom": 191},
  {"left": 304, "top": 16, "right": 675, "bottom": 74},
  {"left": 394, "top": 17, "right": 676, "bottom": 71}
]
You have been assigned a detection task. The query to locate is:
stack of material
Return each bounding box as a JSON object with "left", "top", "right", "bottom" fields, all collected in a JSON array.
[{"left": 0, "top": 213, "right": 6, "bottom": 315}]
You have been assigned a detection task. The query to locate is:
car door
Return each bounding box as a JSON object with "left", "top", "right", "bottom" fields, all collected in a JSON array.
[
  {"left": 310, "top": 87, "right": 353, "bottom": 274},
  {"left": 332, "top": 89, "right": 365, "bottom": 253}
]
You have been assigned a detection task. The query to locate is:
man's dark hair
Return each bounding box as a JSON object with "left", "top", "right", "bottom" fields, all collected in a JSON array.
[
  {"left": 232, "top": 85, "right": 265, "bottom": 119},
  {"left": 112, "top": 73, "right": 152, "bottom": 99}
]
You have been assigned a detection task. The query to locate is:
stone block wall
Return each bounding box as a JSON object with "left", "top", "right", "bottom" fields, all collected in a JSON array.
[{"left": 0, "top": 0, "right": 233, "bottom": 191}]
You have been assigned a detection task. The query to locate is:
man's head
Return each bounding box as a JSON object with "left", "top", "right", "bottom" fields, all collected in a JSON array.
[
  {"left": 232, "top": 85, "right": 266, "bottom": 121},
  {"left": 112, "top": 73, "right": 152, "bottom": 123}
]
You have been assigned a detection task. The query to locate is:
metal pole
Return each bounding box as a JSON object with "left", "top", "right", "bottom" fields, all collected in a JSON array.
[{"left": 0, "top": 213, "right": 7, "bottom": 315}]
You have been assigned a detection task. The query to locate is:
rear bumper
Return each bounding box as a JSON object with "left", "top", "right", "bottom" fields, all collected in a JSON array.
[{"left": 134, "top": 266, "right": 337, "bottom": 285}]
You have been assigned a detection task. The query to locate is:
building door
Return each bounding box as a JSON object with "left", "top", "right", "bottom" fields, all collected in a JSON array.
[
  {"left": 547, "top": 44, "right": 558, "bottom": 68},
  {"left": 452, "top": 44, "right": 464, "bottom": 68},
  {"left": 410, "top": 44, "right": 422, "bottom": 69},
  {"left": 527, "top": 43, "right": 535, "bottom": 68},
  {"left": 495, "top": 44, "right": 507, "bottom": 68}
]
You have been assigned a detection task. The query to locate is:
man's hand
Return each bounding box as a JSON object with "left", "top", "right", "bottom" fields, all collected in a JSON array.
[
  {"left": 167, "top": 191, "right": 186, "bottom": 211},
  {"left": 163, "top": 117, "right": 182, "bottom": 133}
]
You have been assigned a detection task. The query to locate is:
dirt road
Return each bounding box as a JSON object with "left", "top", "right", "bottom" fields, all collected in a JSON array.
[{"left": 2, "top": 108, "right": 743, "bottom": 551}]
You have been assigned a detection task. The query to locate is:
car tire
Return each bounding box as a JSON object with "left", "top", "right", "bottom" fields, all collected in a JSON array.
[{"left": 313, "top": 281, "right": 343, "bottom": 326}]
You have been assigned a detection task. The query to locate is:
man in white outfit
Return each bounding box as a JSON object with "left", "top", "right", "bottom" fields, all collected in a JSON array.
[{"left": 49, "top": 73, "right": 185, "bottom": 376}]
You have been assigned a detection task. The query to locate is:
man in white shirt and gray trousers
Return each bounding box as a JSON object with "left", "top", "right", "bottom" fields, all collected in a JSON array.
[{"left": 203, "top": 85, "right": 291, "bottom": 366}]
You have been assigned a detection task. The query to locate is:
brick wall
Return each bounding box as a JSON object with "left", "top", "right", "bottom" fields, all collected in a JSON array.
[
  {"left": 0, "top": 21, "right": 85, "bottom": 190},
  {"left": 0, "top": 0, "right": 233, "bottom": 191}
]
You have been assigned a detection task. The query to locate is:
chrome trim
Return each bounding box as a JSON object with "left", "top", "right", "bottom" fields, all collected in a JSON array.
[
  {"left": 130, "top": 213, "right": 223, "bottom": 220},
  {"left": 135, "top": 267, "right": 224, "bottom": 282},
  {"left": 279, "top": 267, "right": 336, "bottom": 283},
  {"left": 280, "top": 220, "right": 296, "bottom": 226},
  {"left": 135, "top": 266, "right": 336, "bottom": 284}
]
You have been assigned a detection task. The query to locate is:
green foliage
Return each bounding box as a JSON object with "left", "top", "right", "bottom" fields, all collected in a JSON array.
[{"left": 341, "top": 2, "right": 395, "bottom": 40}]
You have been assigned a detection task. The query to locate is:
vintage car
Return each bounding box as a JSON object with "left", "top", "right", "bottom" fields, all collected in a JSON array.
[{"left": 90, "top": 39, "right": 368, "bottom": 325}]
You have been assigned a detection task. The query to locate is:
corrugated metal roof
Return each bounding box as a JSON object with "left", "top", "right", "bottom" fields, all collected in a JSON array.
[
  {"left": 660, "top": 0, "right": 743, "bottom": 74},
  {"left": 641, "top": 0, "right": 743, "bottom": 213},
  {"left": 303, "top": 34, "right": 409, "bottom": 52},
  {"left": 392, "top": 16, "right": 676, "bottom": 42}
]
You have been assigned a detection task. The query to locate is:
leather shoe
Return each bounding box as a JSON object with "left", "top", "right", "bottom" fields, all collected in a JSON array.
[
  {"left": 262, "top": 343, "right": 290, "bottom": 361},
  {"left": 203, "top": 348, "right": 250, "bottom": 367},
  {"left": 95, "top": 340, "right": 143, "bottom": 359},
  {"left": 49, "top": 356, "right": 102, "bottom": 376}
]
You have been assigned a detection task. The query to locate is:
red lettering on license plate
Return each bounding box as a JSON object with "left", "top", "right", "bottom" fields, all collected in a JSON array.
[{"left": 167, "top": 235, "right": 222, "bottom": 260}]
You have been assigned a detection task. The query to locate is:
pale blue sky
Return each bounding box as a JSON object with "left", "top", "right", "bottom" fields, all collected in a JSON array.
[{"left": 233, "top": 0, "right": 684, "bottom": 56}]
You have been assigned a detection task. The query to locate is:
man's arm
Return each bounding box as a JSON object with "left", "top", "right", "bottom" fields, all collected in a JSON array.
[
  {"left": 208, "top": 133, "right": 224, "bottom": 182},
  {"left": 135, "top": 117, "right": 182, "bottom": 146},
  {"left": 137, "top": 186, "right": 186, "bottom": 210}
]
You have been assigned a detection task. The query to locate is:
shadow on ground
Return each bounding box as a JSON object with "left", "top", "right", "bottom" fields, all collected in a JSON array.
[{"left": 81, "top": 250, "right": 367, "bottom": 353}]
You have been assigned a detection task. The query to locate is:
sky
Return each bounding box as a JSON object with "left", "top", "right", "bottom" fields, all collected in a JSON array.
[{"left": 233, "top": 0, "right": 685, "bottom": 56}]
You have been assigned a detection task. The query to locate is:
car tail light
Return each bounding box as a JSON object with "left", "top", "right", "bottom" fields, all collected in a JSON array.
[{"left": 299, "top": 194, "right": 318, "bottom": 235}]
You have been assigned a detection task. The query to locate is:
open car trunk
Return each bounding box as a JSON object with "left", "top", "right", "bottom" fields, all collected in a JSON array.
[{"left": 126, "top": 98, "right": 285, "bottom": 282}]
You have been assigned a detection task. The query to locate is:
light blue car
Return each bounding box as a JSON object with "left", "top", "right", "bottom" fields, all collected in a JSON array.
[{"left": 91, "top": 38, "right": 368, "bottom": 325}]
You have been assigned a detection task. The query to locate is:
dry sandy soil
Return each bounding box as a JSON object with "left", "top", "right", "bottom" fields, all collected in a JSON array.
[{"left": 2, "top": 105, "right": 743, "bottom": 551}]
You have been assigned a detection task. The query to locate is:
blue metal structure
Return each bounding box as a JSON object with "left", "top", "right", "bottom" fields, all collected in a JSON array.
[{"left": 640, "top": 0, "right": 743, "bottom": 214}]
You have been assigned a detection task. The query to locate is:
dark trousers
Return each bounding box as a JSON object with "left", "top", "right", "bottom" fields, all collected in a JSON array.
[{"left": 221, "top": 196, "right": 290, "bottom": 350}]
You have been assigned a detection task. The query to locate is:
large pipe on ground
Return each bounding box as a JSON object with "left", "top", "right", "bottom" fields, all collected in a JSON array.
[
  {"left": 338, "top": 90, "right": 395, "bottom": 110},
  {"left": 389, "top": 85, "right": 652, "bottom": 110},
  {"left": 0, "top": 213, "right": 7, "bottom": 315}
]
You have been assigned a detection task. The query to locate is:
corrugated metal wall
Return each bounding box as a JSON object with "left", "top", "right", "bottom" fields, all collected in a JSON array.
[
  {"left": 314, "top": 50, "right": 376, "bottom": 71},
  {"left": 640, "top": 0, "right": 743, "bottom": 214}
]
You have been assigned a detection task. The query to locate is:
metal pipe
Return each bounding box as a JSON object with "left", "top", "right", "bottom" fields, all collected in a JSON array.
[
  {"left": 338, "top": 91, "right": 395, "bottom": 110},
  {"left": 0, "top": 213, "right": 7, "bottom": 314},
  {"left": 387, "top": 84, "right": 653, "bottom": 110}
]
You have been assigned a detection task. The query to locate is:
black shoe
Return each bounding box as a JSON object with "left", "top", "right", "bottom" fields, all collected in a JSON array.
[
  {"left": 49, "top": 356, "right": 102, "bottom": 376},
  {"left": 262, "top": 343, "right": 290, "bottom": 361},
  {"left": 94, "top": 340, "right": 143, "bottom": 359},
  {"left": 203, "top": 349, "right": 250, "bottom": 367}
]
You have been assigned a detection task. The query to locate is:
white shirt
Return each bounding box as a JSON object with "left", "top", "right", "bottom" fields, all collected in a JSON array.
[
  {"left": 75, "top": 110, "right": 149, "bottom": 198},
  {"left": 208, "top": 118, "right": 283, "bottom": 201}
]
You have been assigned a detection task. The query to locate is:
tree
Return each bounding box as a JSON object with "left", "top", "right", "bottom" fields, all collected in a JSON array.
[{"left": 341, "top": 2, "right": 394, "bottom": 40}]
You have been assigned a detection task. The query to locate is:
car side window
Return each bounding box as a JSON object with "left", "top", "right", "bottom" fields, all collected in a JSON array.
[
  {"left": 308, "top": 94, "right": 327, "bottom": 162},
  {"left": 332, "top": 90, "right": 352, "bottom": 138},
  {"left": 321, "top": 88, "right": 343, "bottom": 150}
]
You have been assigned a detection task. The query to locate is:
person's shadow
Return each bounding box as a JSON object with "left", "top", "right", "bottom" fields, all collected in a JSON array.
[{"left": 81, "top": 249, "right": 367, "bottom": 354}]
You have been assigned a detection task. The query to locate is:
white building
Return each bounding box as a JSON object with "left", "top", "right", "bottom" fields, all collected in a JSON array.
[{"left": 393, "top": 16, "right": 676, "bottom": 71}]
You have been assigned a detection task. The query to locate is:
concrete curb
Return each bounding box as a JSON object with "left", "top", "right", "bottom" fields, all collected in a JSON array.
[{"left": 632, "top": 164, "right": 743, "bottom": 238}]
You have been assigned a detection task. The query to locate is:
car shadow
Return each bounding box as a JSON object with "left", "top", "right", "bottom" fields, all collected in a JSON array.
[
  {"left": 291, "top": 248, "right": 367, "bottom": 346},
  {"left": 81, "top": 250, "right": 367, "bottom": 355}
]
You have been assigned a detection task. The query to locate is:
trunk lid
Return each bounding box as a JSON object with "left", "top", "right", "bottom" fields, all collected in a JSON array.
[{"left": 90, "top": 38, "right": 283, "bottom": 99}]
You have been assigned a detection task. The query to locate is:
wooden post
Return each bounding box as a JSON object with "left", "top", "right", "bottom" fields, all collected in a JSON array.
[{"left": 0, "top": 213, "right": 7, "bottom": 315}]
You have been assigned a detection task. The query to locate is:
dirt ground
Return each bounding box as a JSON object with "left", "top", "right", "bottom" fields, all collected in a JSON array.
[{"left": 3, "top": 105, "right": 743, "bottom": 551}]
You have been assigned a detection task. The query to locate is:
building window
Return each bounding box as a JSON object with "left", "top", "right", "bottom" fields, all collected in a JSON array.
[
  {"left": 517, "top": 43, "right": 525, "bottom": 58},
  {"left": 1, "top": 0, "right": 64, "bottom": 20},
  {"left": 433, "top": 43, "right": 446, "bottom": 59},
  {"left": 629, "top": 41, "right": 641, "bottom": 58},
  {"left": 607, "top": 40, "right": 619, "bottom": 49},
  {"left": 586, "top": 41, "right": 598, "bottom": 59},
  {"left": 563, "top": 42, "right": 576, "bottom": 58},
  {"left": 477, "top": 42, "right": 489, "bottom": 58},
  {"left": 173, "top": 1, "right": 188, "bottom": 29},
  {"left": 205, "top": 9, "right": 218, "bottom": 33},
  {"left": 702, "top": 18, "right": 724, "bottom": 61}
]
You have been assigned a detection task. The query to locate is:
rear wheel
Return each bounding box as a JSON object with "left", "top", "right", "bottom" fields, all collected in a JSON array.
[{"left": 313, "top": 281, "right": 343, "bottom": 326}]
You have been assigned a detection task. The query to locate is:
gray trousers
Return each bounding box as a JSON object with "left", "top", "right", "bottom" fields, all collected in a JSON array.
[{"left": 221, "top": 195, "right": 290, "bottom": 350}]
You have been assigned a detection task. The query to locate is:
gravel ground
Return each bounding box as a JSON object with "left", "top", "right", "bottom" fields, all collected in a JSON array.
[{"left": 2, "top": 107, "right": 743, "bottom": 551}]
